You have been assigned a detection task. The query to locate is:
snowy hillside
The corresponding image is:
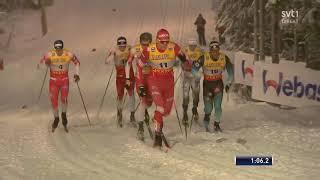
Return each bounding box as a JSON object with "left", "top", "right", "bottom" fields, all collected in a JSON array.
[{"left": 0, "top": 0, "right": 319, "bottom": 180}]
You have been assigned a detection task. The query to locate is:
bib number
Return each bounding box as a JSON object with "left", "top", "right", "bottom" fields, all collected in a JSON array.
[
  {"left": 160, "top": 62, "right": 168, "bottom": 68},
  {"left": 211, "top": 69, "right": 220, "bottom": 74}
]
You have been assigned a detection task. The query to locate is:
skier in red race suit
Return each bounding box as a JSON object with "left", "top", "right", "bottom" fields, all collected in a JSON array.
[
  {"left": 105, "top": 36, "right": 136, "bottom": 128},
  {"left": 141, "top": 29, "right": 186, "bottom": 148},
  {"left": 126, "top": 32, "right": 153, "bottom": 141},
  {"left": 39, "top": 40, "right": 80, "bottom": 133}
]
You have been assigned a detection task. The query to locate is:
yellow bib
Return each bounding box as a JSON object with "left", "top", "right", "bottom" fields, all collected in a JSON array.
[
  {"left": 134, "top": 44, "right": 143, "bottom": 54},
  {"left": 149, "top": 42, "right": 176, "bottom": 64},
  {"left": 184, "top": 46, "right": 203, "bottom": 61},
  {"left": 50, "top": 49, "right": 72, "bottom": 65},
  {"left": 203, "top": 52, "right": 226, "bottom": 80}
]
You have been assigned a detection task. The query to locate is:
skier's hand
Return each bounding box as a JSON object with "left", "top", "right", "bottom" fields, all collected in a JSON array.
[
  {"left": 138, "top": 86, "right": 146, "bottom": 97},
  {"left": 45, "top": 60, "right": 51, "bottom": 66},
  {"left": 225, "top": 83, "right": 231, "bottom": 93},
  {"left": 74, "top": 74, "right": 80, "bottom": 83},
  {"left": 125, "top": 78, "right": 130, "bottom": 90}
]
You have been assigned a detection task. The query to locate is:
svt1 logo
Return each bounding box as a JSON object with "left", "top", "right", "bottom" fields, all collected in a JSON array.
[
  {"left": 262, "top": 70, "right": 320, "bottom": 102},
  {"left": 241, "top": 60, "right": 253, "bottom": 79}
]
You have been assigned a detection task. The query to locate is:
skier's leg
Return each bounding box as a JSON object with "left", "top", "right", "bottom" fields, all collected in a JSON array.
[
  {"left": 203, "top": 81, "right": 214, "bottom": 131},
  {"left": 116, "top": 77, "right": 125, "bottom": 127},
  {"left": 212, "top": 80, "right": 224, "bottom": 131},
  {"left": 60, "top": 78, "right": 69, "bottom": 126},
  {"left": 116, "top": 77, "right": 125, "bottom": 110},
  {"left": 49, "top": 79, "right": 59, "bottom": 128},
  {"left": 182, "top": 75, "right": 190, "bottom": 125},
  {"left": 191, "top": 77, "right": 200, "bottom": 113},
  {"left": 163, "top": 77, "right": 174, "bottom": 117},
  {"left": 213, "top": 92, "right": 223, "bottom": 123}
]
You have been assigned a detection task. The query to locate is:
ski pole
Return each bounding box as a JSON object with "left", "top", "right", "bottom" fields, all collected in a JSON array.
[
  {"left": 37, "top": 67, "right": 48, "bottom": 104},
  {"left": 134, "top": 100, "right": 141, "bottom": 113},
  {"left": 189, "top": 114, "right": 194, "bottom": 133},
  {"left": 97, "top": 66, "right": 114, "bottom": 117},
  {"left": 76, "top": 82, "right": 92, "bottom": 126},
  {"left": 174, "top": 71, "right": 182, "bottom": 86},
  {"left": 173, "top": 100, "right": 183, "bottom": 136}
]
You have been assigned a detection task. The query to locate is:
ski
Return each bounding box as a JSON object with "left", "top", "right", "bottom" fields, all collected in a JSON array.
[
  {"left": 146, "top": 124, "right": 154, "bottom": 140},
  {"left": 161, "top": 132, "right": 171, "bottom": 149}
]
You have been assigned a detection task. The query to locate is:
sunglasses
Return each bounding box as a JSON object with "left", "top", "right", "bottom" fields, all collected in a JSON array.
[{"left": 159, "top": 41, "right": 169, "bottom": 44}]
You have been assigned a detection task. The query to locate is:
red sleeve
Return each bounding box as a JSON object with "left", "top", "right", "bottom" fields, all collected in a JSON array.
[
  {"left": 140, "top": 48, "right": 150, "bottom": 63},
  {"left": 72, "top": 55, "right": 80, "bottom": 65},
  {"left": 173, "top": 43, "right": 182, "bottom": 55}
]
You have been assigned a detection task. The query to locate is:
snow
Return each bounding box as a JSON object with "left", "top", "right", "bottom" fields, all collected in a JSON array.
[{"left": 0, "top": 0, "right": 320, "bottom": 180}]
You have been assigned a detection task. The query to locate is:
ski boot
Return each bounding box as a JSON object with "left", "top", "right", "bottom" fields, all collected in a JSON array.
[
  {"left": 137, "top": 121, "right": 144, "bottom": 141},
  {"left": 214, "top": 121, "right": 222, "bottom": 132},
  {"left": 51, "top": 117, "right": 59, "bottom": 133},
  {"left": 153, "top": 131, "right": 163, "bottom": 148},
  {"left": 203, "top": 114, "right": 210, "bottom": 132},
  {"left": 192, "top": 107, "right": 199, "bottom": 122},
  {"left": 61, "top": 112, "right": 69, "bottom": 133},
  {"left": 117, "top": 109, "right": 123, "bottom": 128},
  {"left": 182, "top": 111, "right": 189, "bottom": 127},
  {"left": 130, "top": 112, "right": 137, "bottom": 128}
]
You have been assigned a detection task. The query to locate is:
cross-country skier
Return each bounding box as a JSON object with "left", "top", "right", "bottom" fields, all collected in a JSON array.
[
  {"left": 105, "top": 36, "right": 136, "bottom": 128},
  {"left": 39, "top": 40, "right": 80, "bottom": 133},
  {"left": 126, "top": 32, "right": 153, "bottom": 141},
  {"left": 141, "top": 28, "right": 186, "bottom": 148},
  {"left": 181, "top": 38, "right": 204, "bottom": 127},
  {"left": 193, "top": 41, "right": 234, "bottom": 132}
]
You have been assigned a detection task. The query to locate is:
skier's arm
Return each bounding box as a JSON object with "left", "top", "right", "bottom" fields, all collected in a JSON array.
[
  {"left": 38, "top": 52, "right": 51, "bottom": 69},
  {"left": 225, "top": 55, "right": 234, "bottom": 84},
  {"left": 71, "top": 53, "right": 80, "bottom": 76},
  {"left": 105, "top": 50, "right": 115, "bottom": 65},
  {"left": 174, "top": 43, "right": 186, "bottom": 63},
  {"left": 126, "top": 49, "right": 137, "bottom": 79}
]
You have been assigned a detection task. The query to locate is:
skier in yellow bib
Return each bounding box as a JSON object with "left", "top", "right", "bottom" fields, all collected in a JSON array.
[{"left": 193, "top": 41, "right": 234, "bottom": 132}]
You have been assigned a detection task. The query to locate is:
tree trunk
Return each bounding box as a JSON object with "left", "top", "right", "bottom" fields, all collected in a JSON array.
[
  {"left": 271, "top": 4, "right": 280, "bottom": 64},
  {"left": 254, "top": 0, "right": 259, "bottom": 61},
  {"left": 259, "top": 0, "right": 265, "bottom": 61}
]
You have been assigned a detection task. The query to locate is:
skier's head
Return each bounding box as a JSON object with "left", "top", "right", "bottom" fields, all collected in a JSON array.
[
  {"left": 54, "top": 40, "right": 64, "bottom": 55},
  {"left": 156, "top": 28, "right": 170, "bottom": 50},
  {"left": 188, "top": 38, "right": 197, "bottom": 50},
  {"left": 54, "top": 40, "right": 64, "bottom": 50},
  {"left": 117, "top": 36, "right": 127, "bottom": 51},
  {"left": 209, "top": 41, "right": 220, "bottom": 57},
  {"left": 140, "top": 32, "right": 152, "bottom": 47}
]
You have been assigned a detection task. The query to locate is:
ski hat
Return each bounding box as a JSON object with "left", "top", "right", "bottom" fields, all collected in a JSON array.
[
  {"left": 156, "top": 28, "right": 170, "bottom": 41},
  {"left": 209, "top": 41, "right": 220, "bottom": 49},
  {"left": 54, "top": 40, "right": 64, "bottom": 50},
  {"left": 188, "top": 38, "right": 197, "bottom": 46},
  {"left": 140, "top": 32, "right": 152, "bottom": 43},
  {"left": 117, "top": 36, "right": 127, "bottom": 46}
]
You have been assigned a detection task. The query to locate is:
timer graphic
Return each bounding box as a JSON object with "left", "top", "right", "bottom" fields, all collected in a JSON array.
[{"left": 235, "top": 156, "right": 273, "bottom": 166}]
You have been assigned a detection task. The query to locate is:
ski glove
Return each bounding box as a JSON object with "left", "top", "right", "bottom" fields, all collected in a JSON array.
[
  {"left": 74, "top": 74, "right": 80, "bottom": 83},
  {"left": 138, "top": 86, "right": 146, "bottom": 97},
  {"left": 225, "top": 83, "right": 231, "bottom": 93}
]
